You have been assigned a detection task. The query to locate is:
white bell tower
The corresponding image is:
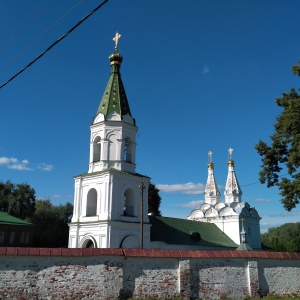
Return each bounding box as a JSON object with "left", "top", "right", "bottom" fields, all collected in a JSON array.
[{"left": 68, "top": 33, "right": 150, "bottom": 249}]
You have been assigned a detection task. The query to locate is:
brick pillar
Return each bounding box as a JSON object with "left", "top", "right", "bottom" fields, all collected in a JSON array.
[
  {"left": 247, "top": 260, "right": 260, "bottom": 298},
  {"left": 179, "top": 259, "right": 190, "bottom": 300}
]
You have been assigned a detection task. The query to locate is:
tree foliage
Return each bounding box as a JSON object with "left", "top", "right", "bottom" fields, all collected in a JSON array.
[
  {"left": 0, "top": 180, "right": 72, "bottom": 247},
  {"left": 255, "top": 61, "right": 300, "bottom": 211},
  {"left": 261, "top": 222, "right": 300, "bottom": 252},
  {"left": 32, "top": 199, "right": 73, "bottom": 247},
  {"left": 0, "top": 180, "right": 36, "bottom": 220},
  {"left": 148, "top": 183, "right": 161, "bottom": 216},
  {"left": 0, "top": 179, "right": 162, "bottom": 246}
]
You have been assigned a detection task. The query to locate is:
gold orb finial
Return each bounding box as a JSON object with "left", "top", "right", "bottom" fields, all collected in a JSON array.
[{"left": 208, "top": 151, "right": 214, "bottom": 169}]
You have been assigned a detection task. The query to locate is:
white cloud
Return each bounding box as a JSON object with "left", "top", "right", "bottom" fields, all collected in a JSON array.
[
  {"left": 0, "top": 156, "right": 54, "bottom": 172},
  {"left": 8, "top": 164, "right": 32, "bottom": 171},
  {"left": 157, "top": 182, "right": 205, "bottom": 195},
  {"left": 38, "top": 163, "right": 54, "bottom": 171},
  {"left": 202, "top": 65, "right": 210, "bottom": 74},
  {"left": 0, "top": 156, "right": 33, "bottom": 171},
  {"left": 260, "top": 210, "right": 300, "bottom": 233},
  {"left": 51, "top": 194, "right": 61, "bottom": 199},
  {"left": 0, "top": 157, "right": 18, "bottom": 165},
  {"left": 278, "top": 210, "right": 300, "bottom": 218},
  {"left": 180, "top": 200, "right": 204, "bottom": 208},
  {"left": 253, "top": 198, "right": 272, "bottom": 203}
]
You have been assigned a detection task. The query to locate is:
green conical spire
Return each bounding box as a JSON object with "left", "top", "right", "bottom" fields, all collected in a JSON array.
[{"left": 96, "top": 35, "right": 132, "bottom": 119}]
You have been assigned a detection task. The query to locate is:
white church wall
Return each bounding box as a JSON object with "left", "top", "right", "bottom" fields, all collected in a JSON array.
[
  {"left": 109, "top": 222, "right": 151, "bottom": 248},
  {"left": 69, "top": 222, "right": 109, "bottom": 248}
]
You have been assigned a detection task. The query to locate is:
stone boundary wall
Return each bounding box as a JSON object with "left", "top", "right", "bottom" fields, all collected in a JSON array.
[{"left": 0, "top": 247, "right": 300, "bottom": 299}]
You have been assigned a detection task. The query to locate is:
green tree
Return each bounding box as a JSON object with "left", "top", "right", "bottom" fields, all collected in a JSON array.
[
  {"left": 32, "top": 199, "right": 73, "bottom": 247},
  {"left": 255, "top": 61, "right": 300, "bottom": 211},
  {"left": 261, "top": 223, "right": 300, "bottom": 252},
  {"left": 0, "top": 181, "right": 36, "bottom": 220},
  {"left": 0, "top": 180, "right": 14, "bottom": 212},
  {"left": 148, "top": 183, "right": 161, "bottom": 216}
]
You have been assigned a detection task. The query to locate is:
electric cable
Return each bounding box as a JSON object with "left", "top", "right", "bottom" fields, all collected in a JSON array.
[
  {"left": 159, "top": 180, "right": 272, "bottom": 197},
  {"left": 0, "top": 0, "right": 109, "bottom": 90},
  {"left": 0, "top": 0, "right": 85, "bottom": 73},
  {"left": 0, "top": 0, "right": 55, "bottom": 54}
]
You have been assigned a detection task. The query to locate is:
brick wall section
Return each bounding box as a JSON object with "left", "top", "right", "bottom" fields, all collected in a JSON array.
[
  {"left": 0, "top": 248, "right": 299, "bottom": 299},
  {"left": 248, "top": 260, "right": 260, "bottom": 298}
]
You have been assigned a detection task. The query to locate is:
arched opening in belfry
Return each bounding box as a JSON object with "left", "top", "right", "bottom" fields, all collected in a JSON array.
[
  {"left": 93, "top": 136, "right": 101, "bottom": 162},
  {"left": 123, "top": 188, "right": 135, "bottom": 216},
  {"left": 124, "top": 137, "right": 132, "bottom": 162},
  {"left": 85, "top": 240, "right": 94, "bottom": 248},
  {"left": 81, "top": 237, "right": 96, "bottom": 248},
  {"left": 86, "top": 188, "right": 97, "bottom": 216}
]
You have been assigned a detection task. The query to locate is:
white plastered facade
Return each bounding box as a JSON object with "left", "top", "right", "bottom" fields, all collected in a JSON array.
[
  {"left": 187, "top": 158, "right": 262, "bottom": 249},
  {"left": 68, "top": 111, "right": 150, "bottom": 249}
]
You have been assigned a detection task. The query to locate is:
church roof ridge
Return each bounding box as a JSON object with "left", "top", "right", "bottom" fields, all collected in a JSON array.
[{"left": 74, "top": 168, "right": 150, "bottom": 179}]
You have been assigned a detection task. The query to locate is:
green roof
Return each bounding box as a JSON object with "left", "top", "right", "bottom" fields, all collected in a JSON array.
[
  {"left": 96, "top": 51, "right": 132, "bottom": 120},
  {"left": 0, "top": 212, "right": 33, "bottom": 226},
  {"left": 149, "top": 216, "right": 237, "bottom": 248},
  {"left": 236, "top": 242, "right": 253, "bottom": 250}
]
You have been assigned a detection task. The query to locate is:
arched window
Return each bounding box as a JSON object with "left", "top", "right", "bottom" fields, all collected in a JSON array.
[
  {"left": 123, "top": 188, "right": 135, "bottom": 216},
  {"left": 93, "top": 136, "right": 101, "bottom": 162},
  {"left": 124, "top": 137, "right": 132, "bottom": 162},
  {"left": 86, "top": 188, "right": 97, "bottom": 216}
]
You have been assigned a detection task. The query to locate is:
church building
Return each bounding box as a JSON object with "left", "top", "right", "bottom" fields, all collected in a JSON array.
[
  {"left": 68, "top": 33, "right": 151, "bottom": 249},
  {"left": 187, "top": 150, "right": 261, "bottom": 249},
  {"left": 68, "top": 34, "right": 260, "bottom": 250}
]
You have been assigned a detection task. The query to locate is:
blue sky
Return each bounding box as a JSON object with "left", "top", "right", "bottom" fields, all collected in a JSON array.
[{"left": 0, "top": 0, "right": 300, "bottom": 233}]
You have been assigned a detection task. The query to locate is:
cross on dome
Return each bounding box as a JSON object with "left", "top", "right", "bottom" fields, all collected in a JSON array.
[
  {"left": 208, "top": 151, "right": 213, "bottom": 163},
  {"left": 228, "top": 148, "right": 233, "bottom": 160},
  {"left": 113, "top": 32, "right": 121, "bottom": 50}
]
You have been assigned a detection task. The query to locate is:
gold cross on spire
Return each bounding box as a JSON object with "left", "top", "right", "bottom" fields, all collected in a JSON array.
[
  {"left": 228, "top": 147, "right": 233, "bottom": 160},
  {"left": 113, "top": 32, "right": 121, "bottom": 50},
  {"left": 208, "top": 151, "right": 213, "bottom": 163}
]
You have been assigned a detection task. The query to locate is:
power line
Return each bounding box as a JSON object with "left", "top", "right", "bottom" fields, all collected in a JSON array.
[
  {"left": 0, "top": 0, "right": 109, "bottom": 90},
  {"left": 159, "top": 180, "right": 264, "bottom": 197},
  {"left": 0, "top": 0, "right": 55, "bottom": 54},
  {"left": 159, "top": 172, "right": 292, "bottom": 197},
  {"left": 0, "top": 0, "right": 85, "bottom": 73}
]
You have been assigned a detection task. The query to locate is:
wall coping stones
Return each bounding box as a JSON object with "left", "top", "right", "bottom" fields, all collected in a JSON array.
[{"left": 0, "top": 247, "right": 299, "bottom": 259}]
